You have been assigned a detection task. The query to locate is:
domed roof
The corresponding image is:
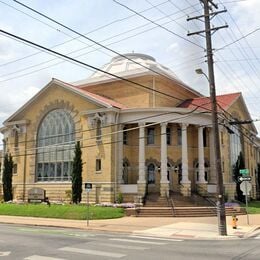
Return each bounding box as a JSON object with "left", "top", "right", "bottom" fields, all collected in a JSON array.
[
  {"left": 74, "top": 53, "right": 202, "bottom": 97},
  {"left": 88, "top": 53, "right": 180, "bottom": 80}
]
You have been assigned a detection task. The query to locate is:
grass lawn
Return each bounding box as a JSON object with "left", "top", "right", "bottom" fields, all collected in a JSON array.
[
  {"left": 246, "top": 201, "right": 260, "bottom": 214},
  {"left": 0, "top": 203, "right": 124, "bottom": 220}
]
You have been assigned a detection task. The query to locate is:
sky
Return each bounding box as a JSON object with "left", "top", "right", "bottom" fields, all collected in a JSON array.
[{"left": 0, "top": 0, "right": 260, "bottom": 136}]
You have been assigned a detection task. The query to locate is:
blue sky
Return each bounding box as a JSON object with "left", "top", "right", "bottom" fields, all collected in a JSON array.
[{"left": 0, "top": 0, "right": 260, "bottom": 133}]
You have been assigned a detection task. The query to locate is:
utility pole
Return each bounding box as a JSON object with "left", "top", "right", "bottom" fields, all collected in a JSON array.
[{"left": 187, "top": 0, "right": 228, "bottom": 236}]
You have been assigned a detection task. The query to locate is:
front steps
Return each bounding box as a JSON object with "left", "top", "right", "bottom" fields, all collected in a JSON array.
[
  {"left": 137, "top": 193, "right": 173, "bottom": 217},
  {"left": 134, "top": 192, "right": 246, "bottom": 217}
]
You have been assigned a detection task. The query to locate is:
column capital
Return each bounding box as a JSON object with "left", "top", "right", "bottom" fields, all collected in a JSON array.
[
  {"left": 138, "top": 122, "right": 146, "bottom": 127},
  {"left": 181, "top": 123, "right": 189, "bottom": 129},
  {"left": 160, "top": 122, "right": 168, "bottom": 127}
]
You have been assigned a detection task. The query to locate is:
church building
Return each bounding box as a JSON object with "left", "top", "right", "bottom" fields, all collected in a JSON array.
[{"left": 0, "top": 53, "right": 259, "bottom": 203}]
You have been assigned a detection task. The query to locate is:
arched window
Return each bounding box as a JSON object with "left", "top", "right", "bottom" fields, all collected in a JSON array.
[
  {"left": 147, "top": 164, "right": 155, "bottom": 184},
  {"left": 195, "top": 162, "right": 209, "bottom": 182},
  {"left": 36, "top": 109, "right": 75, "bottom": 182}
]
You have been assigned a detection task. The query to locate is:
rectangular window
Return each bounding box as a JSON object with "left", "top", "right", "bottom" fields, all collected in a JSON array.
[
  {"left": 63, "top": 162, "right": 69, "bottom": 181},
  {"left": 167, "top": 127, "right": 171, "bottom": 145},
  {"left": 14, "top": 131, "right": 19, "bottom": 149},
  {"left": 37, "top": 163, "right": 43, "bottom": 181},
  {"left": 177, "top": 128, "right": 182, "bottom": 145},
  {"left": 96, "top": 120, "right": 102, "bottom": 142},
  {"left": 203, "top": 128, "right": 208, "bottom": 147},
  {"left": 96, "top": 159, "right": 102, "bottom": 172},
  {"left": 147, "top": 128, "right": 155, "bottom": 145},
  {"left": 13, "top": 164, "right": 17, "bottom": 175},
  {"left": 56, "top": 162, "right": 62, "bottom": 180},
  {"left": 221, "top": 132, "right": 224, "bottom": 145}
]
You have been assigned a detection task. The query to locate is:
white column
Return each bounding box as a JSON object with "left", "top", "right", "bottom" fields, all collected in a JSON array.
[
  {"left": 117, "top": 125, "right": 124, "bottom": 184},
  {"left": 160, "top": 122, "right": 168, "bottom": 183},
  {"left": 181, "top": 123, "right": 190, "bottom": 183},
  {"left": 138, "top": 123, "right": 145, "bottom": 183},
  {"left": 198, "top": 126, "right": 206, "bottom": 183},
  {"left": 209, "top": 128, "right": 216, "bottom": 183}
]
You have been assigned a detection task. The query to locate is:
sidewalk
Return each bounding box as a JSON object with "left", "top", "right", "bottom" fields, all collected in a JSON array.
[{"left": 0, "top": 214, "right": 259, "bottom": 240}]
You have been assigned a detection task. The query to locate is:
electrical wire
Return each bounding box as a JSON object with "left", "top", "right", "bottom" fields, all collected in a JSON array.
[
  {"left": 112, "top": 0, "right": 204, "bottom": 49},
  {"left": 12, "top": 0, "right": 203, "bottom": 87}
]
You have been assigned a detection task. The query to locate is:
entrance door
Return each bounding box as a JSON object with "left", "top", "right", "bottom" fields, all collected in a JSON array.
[{"left": 147, "top": 164, "right": 156, "bottom": 193}]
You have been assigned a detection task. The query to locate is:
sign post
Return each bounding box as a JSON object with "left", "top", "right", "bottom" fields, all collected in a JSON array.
[
  {"left": 84, "top": 183, "right": 92, "bottom": 227},
  {"left": 239, "top": 173, "right": 252, "bottom": 225}
]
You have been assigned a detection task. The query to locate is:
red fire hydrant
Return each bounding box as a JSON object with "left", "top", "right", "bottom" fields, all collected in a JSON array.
[{"left": 232, "top": 214, "right": 238, "bottom": 229}]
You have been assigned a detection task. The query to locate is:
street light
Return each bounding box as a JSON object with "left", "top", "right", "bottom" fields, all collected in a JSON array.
[{"left": 196, "top": 68, "right": 227, "bottom": 236}]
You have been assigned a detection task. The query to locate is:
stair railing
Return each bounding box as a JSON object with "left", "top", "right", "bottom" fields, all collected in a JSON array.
[
  {"left": 193, "top": 186, "right": 217, "bottom": 214},
  {"left": 166, "top": 191, "right": 175, "bottom": 217},
  {"left": 195, "top": 185, "right": 217, "bottom": 206}
]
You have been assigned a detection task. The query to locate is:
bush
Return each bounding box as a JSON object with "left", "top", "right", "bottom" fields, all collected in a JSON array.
[{"left": 116, "top": 193, "right": 123, "bottom": 203}]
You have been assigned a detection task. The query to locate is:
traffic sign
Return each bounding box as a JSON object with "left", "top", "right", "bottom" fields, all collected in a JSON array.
[
  {"left": 239, "top": 176, "right": 252, "bottom": 182},
  {"left": 85, "top": 183, "right": 92, "bottom": 192},
  {"left": 240, "top": 181, "right": 252, "bottom": 195},
  {"left": 239, "top": 169, "right": 249, "bottom": 175}
]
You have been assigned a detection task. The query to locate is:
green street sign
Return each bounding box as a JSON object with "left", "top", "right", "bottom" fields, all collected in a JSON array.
[{"left": 239, "top": 169, "right": 249, "bottom": 175}]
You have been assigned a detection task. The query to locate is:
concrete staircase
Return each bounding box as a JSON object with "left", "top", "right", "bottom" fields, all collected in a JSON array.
[
  {"left": 135, "top": 192, "right": 246, "bottom": 217},
  {"left": 137, "top": 193, "right": 174, "bottom": 217}
]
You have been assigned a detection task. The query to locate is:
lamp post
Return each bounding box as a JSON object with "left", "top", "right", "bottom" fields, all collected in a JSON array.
[{"left": 196, "top": 68, "right": 227, "bottom": 236}]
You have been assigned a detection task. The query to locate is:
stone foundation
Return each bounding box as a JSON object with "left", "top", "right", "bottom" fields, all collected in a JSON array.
[
  {"left": 137, "top": 181, "right": 146, "bottom": 197},
  {"left": 160, "top": 182, "right": 169, "bottom": 197},
  {"left": 180, "top": 183, "right": 191, "bottom": 196},
  {"left": 196, "top": 183, "right": 208, "bottom": 196}
]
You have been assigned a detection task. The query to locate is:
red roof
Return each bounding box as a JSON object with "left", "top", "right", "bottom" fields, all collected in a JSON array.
[
  {"left": 178, "top": 93, "right": 241, "bottom": 111},
  {"left": 54, "top": 78, "right": 127, "bottom": 109}
]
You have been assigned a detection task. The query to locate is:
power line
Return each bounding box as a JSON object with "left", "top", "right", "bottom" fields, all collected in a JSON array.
[
  {"left": 216, "top": 28, "right": 260, "bottom": 52},
  {"left": 112, "top": 0, "right": 204, "bottom": 49},
  {"left": 0, "top": 0, "right": 173, "bottom": 68},
  {"left": 1, "top": 109, "right": 213, "bottom": 159},
  {"left": 0, "top": 10, "right": 199, "bottom": 83},
  {"left": 1, "top": 96, "right": 213, "bottom": 148},
  {"left": 144, "top": 0, "right": 202, "bottom": 46},
  {"left": 12, "top": 0, "right": 201, "bottom": 88}
]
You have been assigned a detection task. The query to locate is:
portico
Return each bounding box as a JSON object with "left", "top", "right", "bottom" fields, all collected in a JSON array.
[{"left": 118, "top": 109, "right": 212, "bottom": 199}]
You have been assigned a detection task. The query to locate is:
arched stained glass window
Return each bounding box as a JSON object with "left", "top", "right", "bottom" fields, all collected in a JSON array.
[{"left": 36, "top": 109, "right": 75, "bottom": 182}]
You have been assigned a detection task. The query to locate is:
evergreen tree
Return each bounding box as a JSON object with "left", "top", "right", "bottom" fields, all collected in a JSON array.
[
  {"left": 71, "top": 141, "right": 83, "bottom": 203},
  {"left": 2, "top": 153, "right": 13, "bottom": 202},
  {"left": 233, "top": 152, "right": 245, "bottom": 202}
]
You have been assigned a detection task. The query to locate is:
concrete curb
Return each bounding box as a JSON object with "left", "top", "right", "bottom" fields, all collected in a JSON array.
[
  {"left": 0, "top": 215, "right": 259, "bottom": 241},
  {"left": 242, "top": 226, "right": 260, "bottom": 239}
]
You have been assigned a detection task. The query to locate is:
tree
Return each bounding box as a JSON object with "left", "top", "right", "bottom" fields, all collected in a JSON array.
[
  {"left": 233, "top": 152, "right": 245, "bottom": 202},
  {"left": 2, "top": 153, "right": 13, "bottom": 202},
  {"left": 71, "top": 141, "right": 83, "bottom": 203}
]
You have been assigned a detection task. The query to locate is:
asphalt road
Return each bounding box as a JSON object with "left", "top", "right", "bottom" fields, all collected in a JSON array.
[{"left": 0, "top": 224, "right": 259, "bottom": 260}]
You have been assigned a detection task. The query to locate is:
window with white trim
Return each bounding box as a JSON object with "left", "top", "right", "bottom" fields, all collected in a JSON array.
[
  {"left": 36, "top": 109, "right": 75, "bottom": 182},
  {"left": 147, "top": 128, "right": 155, "bottom": 145}
]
